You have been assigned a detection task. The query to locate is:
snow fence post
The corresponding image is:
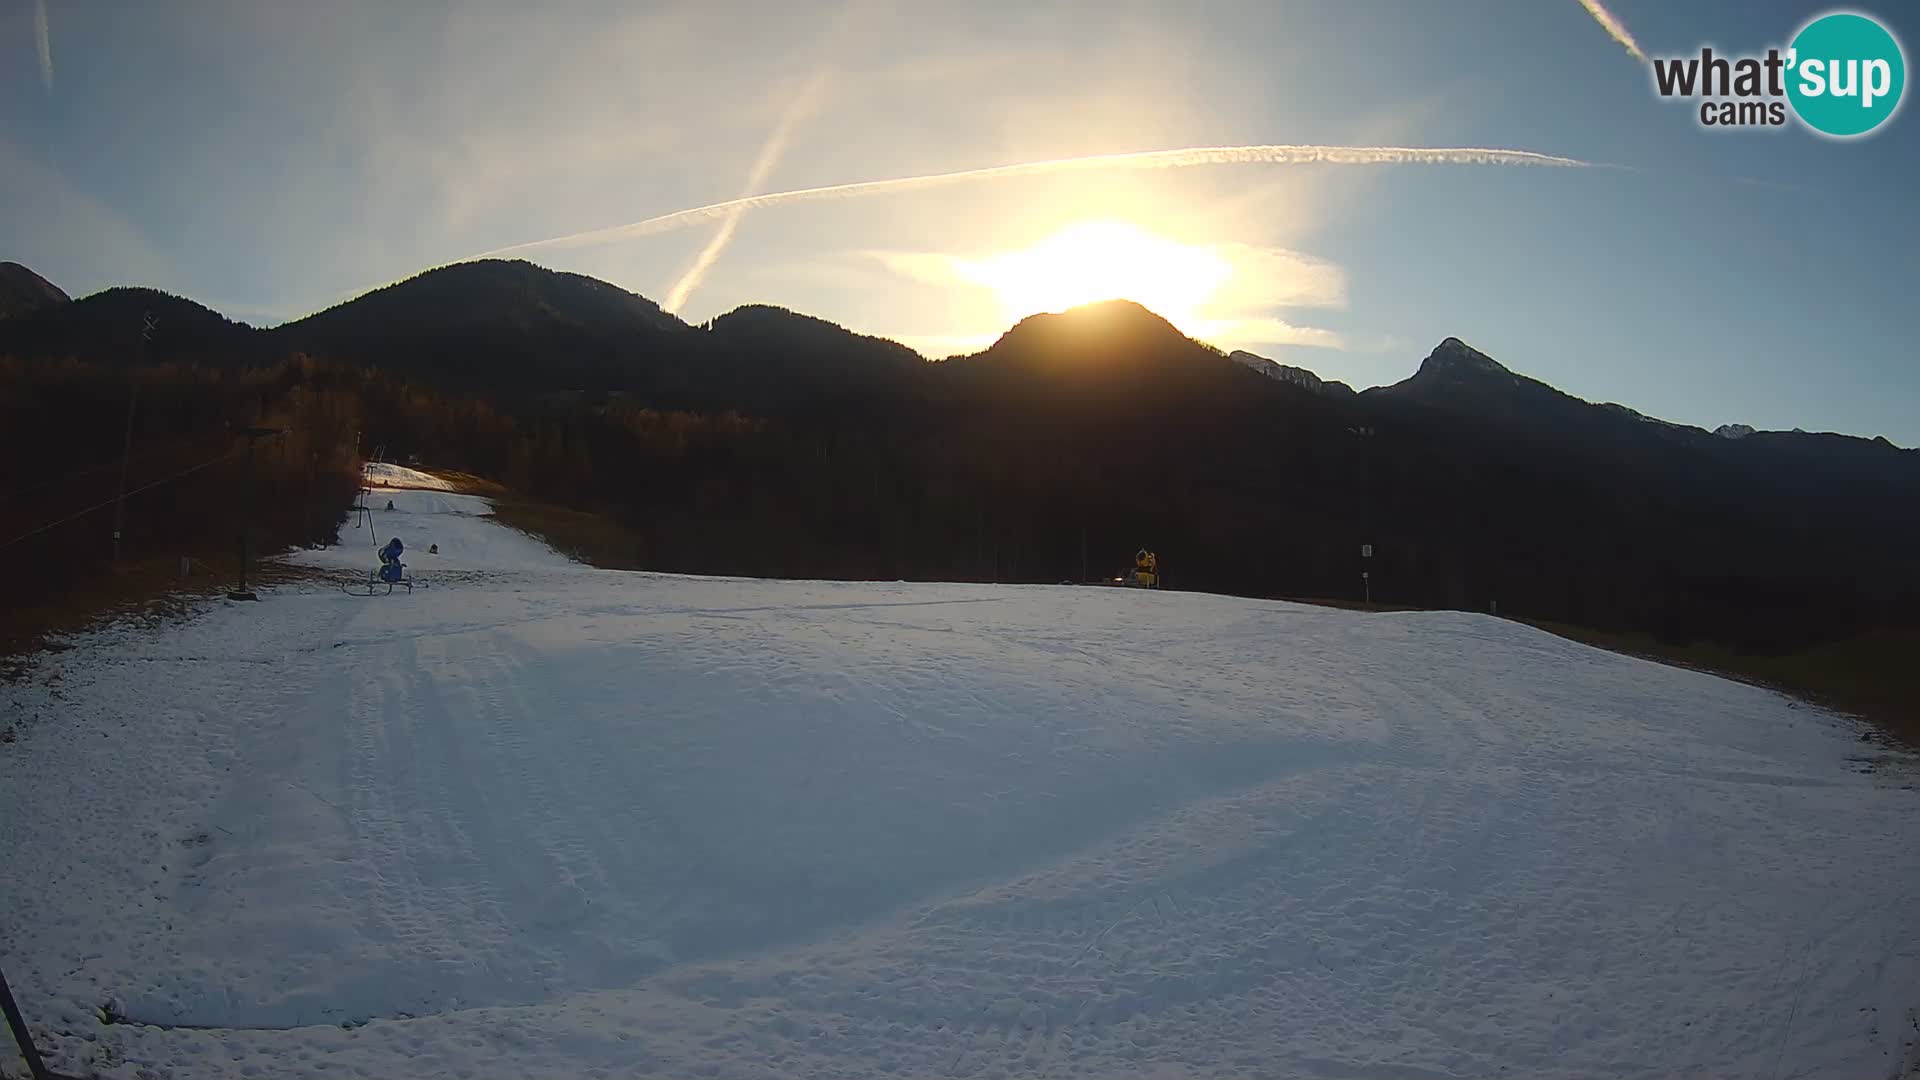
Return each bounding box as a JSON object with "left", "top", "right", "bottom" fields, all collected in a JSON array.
[{"left": 0, "top": 961, "right": 53, "bottom": 1080}]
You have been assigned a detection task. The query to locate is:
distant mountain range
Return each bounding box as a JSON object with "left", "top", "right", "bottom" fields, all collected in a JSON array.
[
  {"left": 1, "top": 257, "right": 1894, "bottom": 448},
  {"left": 4, "top": 257, "right": 1914, "bottom": 651}
]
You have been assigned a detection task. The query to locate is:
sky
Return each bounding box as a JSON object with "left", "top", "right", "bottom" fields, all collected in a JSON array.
[{"left": 3, "top": 0, "right": 1916, "bottom": 442}]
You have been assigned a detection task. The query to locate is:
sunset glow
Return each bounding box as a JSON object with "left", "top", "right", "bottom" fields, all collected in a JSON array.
[{"left": 950, "top": 221, "right": 1234, "bottom": 335}]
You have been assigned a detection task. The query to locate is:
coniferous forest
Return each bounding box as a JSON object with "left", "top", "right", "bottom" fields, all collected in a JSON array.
[{"left": 3, "top": 259, "right": 1916, "bottom": 666}]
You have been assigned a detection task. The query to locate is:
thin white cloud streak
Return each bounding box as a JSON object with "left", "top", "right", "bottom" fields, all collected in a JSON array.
[
  {"left": 478, "top": 144, "right": 1596, "bottom": 258},
  {"left": 1192, "top": 317, "right": 1347, "bottom": 352},
  {"left": 34, "top": 0, "right": 53, "bottom": 90},
  {"left": 664, "top": 73, "right": 829, "bottom": 314},
  {"left": 662, "top": 207, "right": 746, "bottom": 313},
  {"left": 1573, "top": 0, "right": 1649, "bottom": 63}
]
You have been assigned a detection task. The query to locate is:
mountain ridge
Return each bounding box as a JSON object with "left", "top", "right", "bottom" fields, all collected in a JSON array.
[
  {"left": 0, "top": 261, "right": 70, "bottom": 321},
  {"left": 1229, "top": 350, "right": 1358, "bottom": 399},
  {"left": 0, "top": 257, "right": 1896, "bottom": 447},
  {"left": 4, "top": 256, "right": 1916, "bottom": 659}
]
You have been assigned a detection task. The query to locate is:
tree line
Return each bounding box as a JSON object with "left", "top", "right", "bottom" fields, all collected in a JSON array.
[
  {"left": 0, "top": 357, "right": 362, "bottom": 610},
  {"left": 4, "top": 266, "right": 1913, "bottom": 660}
]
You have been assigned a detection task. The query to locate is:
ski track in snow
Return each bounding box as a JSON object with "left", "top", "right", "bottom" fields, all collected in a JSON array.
[{"left": 2, "top": 488, "right": 1917, "bottom": 1079}]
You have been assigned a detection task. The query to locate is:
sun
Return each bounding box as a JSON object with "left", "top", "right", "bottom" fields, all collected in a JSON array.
[{"left": 951, "top": 221, "right": 1233, "bottom": 334}]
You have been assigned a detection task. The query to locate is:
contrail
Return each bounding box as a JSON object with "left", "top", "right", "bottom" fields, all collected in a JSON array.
[
  {"left": 664, "top": 73, "right": 829, "bottom": 314},
  {"left": 34, "top": 0, "right": 53, "bottom": 90},
  {"left": 1573, "top": 0, "right": 1648, "bottom": 63},
  {"left": 479, "top": 144, "right": 1596, "bottom": 258}
]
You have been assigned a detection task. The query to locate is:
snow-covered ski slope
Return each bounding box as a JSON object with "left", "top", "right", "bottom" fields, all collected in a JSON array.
[
  {"left": 2, "top": 487, "right": 1916, "bottom": 1080},
  {"left": 311, "top": 489, "right": 569, "bottom": 574},
  {"left": 361, "top": 461, "right": 455, "bottom": 490}
]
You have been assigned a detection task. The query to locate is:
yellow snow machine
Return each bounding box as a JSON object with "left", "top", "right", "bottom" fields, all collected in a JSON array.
[{"left": 1125, "top": 548, "right": 1161, "bottom": 589}]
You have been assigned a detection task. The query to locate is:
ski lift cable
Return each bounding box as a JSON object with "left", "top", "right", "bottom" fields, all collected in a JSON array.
[
  {"left": 0, "top": 447, "right": 241, "bottom": 553},
  {"left": 0, "top": 432, "right": 227, "bottom": 503}
]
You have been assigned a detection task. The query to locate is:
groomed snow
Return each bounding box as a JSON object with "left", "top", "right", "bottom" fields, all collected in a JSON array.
[
  {"left": 2, "top": 487, "right": 1916, "bottom": 1080},
  {"left": 361, "top": 461, "right": 455, "bottom": 491},
  {"left": 310, "top": 489, "right": 573, "bottom": 574}
]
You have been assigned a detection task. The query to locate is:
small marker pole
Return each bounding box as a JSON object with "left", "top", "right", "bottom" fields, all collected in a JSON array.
[
  {"left": 228, "top": 426, "right": 284, "bottom": 602},
  {"left": 0, "top": 962, "right": 53, "bottom": 1080},
  {"left": 111, "top": 313, "right": 155, "bottom": 562}
]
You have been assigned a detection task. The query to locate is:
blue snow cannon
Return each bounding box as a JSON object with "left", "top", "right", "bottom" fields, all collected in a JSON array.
[{"left": 378, "top": 537, "right": 406, "bottom": 583}]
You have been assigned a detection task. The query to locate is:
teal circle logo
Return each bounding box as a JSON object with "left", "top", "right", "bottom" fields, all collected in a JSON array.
[{"left": 1787, "top": 12, "right": 1906, "bottom": 137}]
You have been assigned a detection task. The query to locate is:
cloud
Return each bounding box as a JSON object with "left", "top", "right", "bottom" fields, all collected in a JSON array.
[
  {"left": 664, "top": 71, "right": 831, "bottom": 314},
  {"left": 479, "top": 143, "right": 1597, "bottom": 258},
  {"left": 1189, "top": 317, "right": 1348, "bottom": 352},
  {"left": 873, "top": 231, "right": 1350, "bottom": 358},
  {"left": 1204, "top": 243, "right": 1348, "bottom": 312},
  {"left": 1573, "top": 0, "right": 1648, "bottom": 63},
  {"left": 34, "top": 0, "right": 52, "bottom": 90}
]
